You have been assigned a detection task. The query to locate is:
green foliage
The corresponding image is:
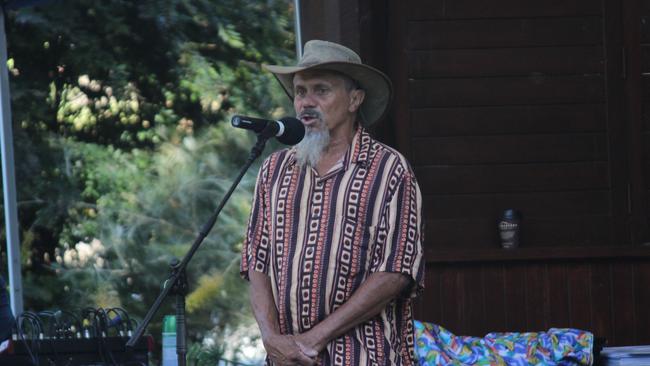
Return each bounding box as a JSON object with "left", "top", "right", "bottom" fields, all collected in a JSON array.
[
  {"left": 9, "top": 0, "right": 294, "bottom": 146},
  {"left": 2, "top": 0, "right": 296, "bottom": 362}
]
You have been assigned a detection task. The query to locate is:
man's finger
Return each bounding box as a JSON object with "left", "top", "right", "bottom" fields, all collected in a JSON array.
[
  {"left": 296, "top": 340, "right": 319, "bottom": 358},
  {"left": 294, "top": 350, "right": 317, "bottom": 366}
]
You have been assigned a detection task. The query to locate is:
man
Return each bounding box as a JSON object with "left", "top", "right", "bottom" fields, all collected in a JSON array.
[{"left": 241, "top": 40, "right": 424, "bottom": 366}]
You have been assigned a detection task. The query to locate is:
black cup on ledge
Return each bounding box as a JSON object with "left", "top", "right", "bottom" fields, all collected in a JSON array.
[{"left": 498, "top": 209, "right": 521, "bottom": 249}]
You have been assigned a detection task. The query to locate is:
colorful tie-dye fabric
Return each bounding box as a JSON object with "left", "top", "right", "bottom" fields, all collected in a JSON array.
[{"left": 414, "top": 320, "right": 593, "bottom": 366}]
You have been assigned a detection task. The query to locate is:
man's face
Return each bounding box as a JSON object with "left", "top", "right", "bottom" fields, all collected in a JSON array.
[{"left": 293, "top": 70, "right": 361, "bottom": 134}]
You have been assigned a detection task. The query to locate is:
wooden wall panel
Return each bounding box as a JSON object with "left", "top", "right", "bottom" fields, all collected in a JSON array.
[
  {"left": 590, "top": 262, "right": 613, "bottom": 341},
  {"left": 410, "top": 76, "right": 605, "bottom": 107},
  {"left": 416, "top": 162, "right": 609, "bottom": 194},
  {"left": 630, "top": 1, "right": 650, "bottom": 245},
  {"left": 411, "top": 134, "right": 607, "bottom": 165},
  {"left": 414, "top": 258, "right": 650, "bottom": 345},
  {"left": 408, "top": 18, "right": 602, "bottom": 49},
  {"left": 424, "top": 216, "right": 614, "bottom": 249},
  {"left": 439, "top": 266, "right": 463, "bottom": 330},
  {"left": 566, "top": 263, "right": 592, "bottom": 330},
  {"left": 481, "top": 265, "right": 506, "bottom": 332},
  {"left": 405, "top": 0, "right": 601, "bottom": 20},
  {"left": 301, "top": 0, "right": 650, "bottom": 349},
  {"left": 464, "top": 266, "right": 485, "bottom": 334},
  {"left": 636, "top": 261, "right": 650, "bottom": 343},
  {"left": 524, "top": 263, "right": 549, "bottom": 331},
  {"left": 547, "top": 265, "right": 570, "bottom": 327},
  {"left": 385, "top": 0, "right": 623, "bottom": 251},
  {"left": 503, "top": 264, "right": 527, "bottom": 331},
  {"left": 423, "top": 191, "right": 611, "bottom": 219},
  {"left": 611, "top": 265, "right": 637, "bottom": 345},
  {"left": 409, "top": 47, "right": 604, "bottom": 78},
  {"left": 411, "top": 104, "right": 607, "bottom": 137}
]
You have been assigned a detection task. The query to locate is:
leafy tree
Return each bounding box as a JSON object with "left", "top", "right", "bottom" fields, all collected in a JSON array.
[{"left": 2, "top": 0, "right": 295, "bottom": 362}]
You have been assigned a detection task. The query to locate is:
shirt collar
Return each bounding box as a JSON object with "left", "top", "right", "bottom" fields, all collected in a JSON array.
[
  {"left": 347, "top": 126, "right": 371, "bottom": 169},
  {"left": 287, "top": 126, "right": 372, "bottom": 169}
]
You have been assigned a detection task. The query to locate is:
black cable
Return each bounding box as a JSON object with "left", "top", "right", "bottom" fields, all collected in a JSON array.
[
  {"left": 129, "top": 318, "right": 139, "bottom": 331},
  {"left": 96, "top": 308, "right": 119, "bottom": 366},
  {"left": 17, "top": 312, "right": 41, "bottom": 365},
  {"left": 20, "top": 312, "right": 43, "bottom": 361},
  {"left": 109, "top": 307, "right": 132, "bottom": 336},
  {"left": 61, "top": 310, "right": 81, "bottom": 338},
  {"left": 106, "top": 308, "right": 125, "bottom": 337},
  {"left": 37, "top": 310, "right": 63, "bottom": 365}
]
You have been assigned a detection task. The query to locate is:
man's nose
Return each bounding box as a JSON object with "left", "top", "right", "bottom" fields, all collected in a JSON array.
[{"left": 298, "top": 91, "right": 317, "bottom": 107}]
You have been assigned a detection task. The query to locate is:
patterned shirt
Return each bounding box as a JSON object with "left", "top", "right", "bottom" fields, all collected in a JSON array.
[{"left": 241, "top": 127, "right": 425, "bottom": 366}]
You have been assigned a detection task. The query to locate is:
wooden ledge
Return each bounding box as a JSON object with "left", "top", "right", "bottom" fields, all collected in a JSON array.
[{"left": 424, "top": 245, "right": 650, "bottom": 263}]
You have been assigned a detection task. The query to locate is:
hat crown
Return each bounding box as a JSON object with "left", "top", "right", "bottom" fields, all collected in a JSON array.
[{"left": 298, "top": 40, "right": 361, "bottom": 67}]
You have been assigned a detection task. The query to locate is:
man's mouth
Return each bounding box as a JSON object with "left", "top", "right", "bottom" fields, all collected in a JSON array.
[
  {"left": 299, "top": 112, "right": 321, "bottom": 126},
  {"left": 301, "top": 116, "right": 316, "bottom": 124}
]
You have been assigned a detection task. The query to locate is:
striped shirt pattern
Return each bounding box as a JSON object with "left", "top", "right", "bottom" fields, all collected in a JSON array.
[{"left": 241, "top": 127, "right": 425, "bottom": 366}]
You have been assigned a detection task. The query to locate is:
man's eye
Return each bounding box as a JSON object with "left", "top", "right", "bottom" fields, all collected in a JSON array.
[
  {"left": 316, "top": 88, "right": 328, "bottom": 94},
  {"left": 295, "top": 89, "right": 305, "bottom": 97}
]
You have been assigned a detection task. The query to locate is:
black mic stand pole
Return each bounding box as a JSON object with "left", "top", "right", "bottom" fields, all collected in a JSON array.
[{"left": 126, "top": 124, "right": 277, "bottom": 366}]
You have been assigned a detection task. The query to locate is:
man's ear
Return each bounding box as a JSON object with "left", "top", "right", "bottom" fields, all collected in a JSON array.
[{"left": 349, "top": 89, "right": 365, "bottom": 113}]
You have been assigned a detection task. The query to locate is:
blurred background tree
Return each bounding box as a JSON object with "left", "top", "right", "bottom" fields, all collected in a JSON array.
[{"left": 1, "top": 0, "right": 295, "bottom": 363}]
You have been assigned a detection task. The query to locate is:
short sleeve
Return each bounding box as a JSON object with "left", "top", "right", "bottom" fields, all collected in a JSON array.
[
  {"left": 371, "top": 169, "right": 425, "bottom": 297},
  {"left": 240, "top": 162, "right": 271, "bottom": 280}
]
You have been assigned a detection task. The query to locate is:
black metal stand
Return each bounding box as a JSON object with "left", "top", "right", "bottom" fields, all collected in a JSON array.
[
  {"left": 170, "top": 258, "right": 188, "bottom": 365},
  {"left": 126, "top": 125, "right": 276, "bottom": 365}
]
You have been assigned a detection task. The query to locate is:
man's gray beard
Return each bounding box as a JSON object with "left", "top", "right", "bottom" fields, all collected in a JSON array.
[{"left": 295, "top": 127, "right": 330, "bottom": 168}]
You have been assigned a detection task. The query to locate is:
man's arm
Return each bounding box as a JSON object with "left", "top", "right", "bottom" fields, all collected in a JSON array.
[
  {"left": 249, "top": 271, "right": 316, "bottom": 366},
  {"left": 295, "top": 271, "right": 411, "bottom": 354}
]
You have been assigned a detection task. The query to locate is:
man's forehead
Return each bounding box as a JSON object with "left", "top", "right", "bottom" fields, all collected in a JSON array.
[{"left": 292, "top": 70, "right": 345, "bottom": 85}]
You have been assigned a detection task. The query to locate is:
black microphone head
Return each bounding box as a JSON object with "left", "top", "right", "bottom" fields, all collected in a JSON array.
[
  {"left": 276, "top": 117, "right": 305, "bottom": 145},
  {"left": 231, "top": 115, "right": 266, "bottom": 133}
]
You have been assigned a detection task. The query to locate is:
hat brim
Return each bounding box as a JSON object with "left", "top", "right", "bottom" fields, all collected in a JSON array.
[{"left": 263, "top": 61, "right": 393, "bottom": 127}]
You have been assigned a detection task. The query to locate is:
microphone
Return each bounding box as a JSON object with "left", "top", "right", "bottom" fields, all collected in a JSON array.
[{"left": 231, "top": 115, "right": 305, "bottom": 145}]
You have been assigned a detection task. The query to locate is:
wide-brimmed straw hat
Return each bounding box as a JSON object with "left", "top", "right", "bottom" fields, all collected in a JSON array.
[{"left": 263, "top": 40, "right": 392, "bottom": 126}]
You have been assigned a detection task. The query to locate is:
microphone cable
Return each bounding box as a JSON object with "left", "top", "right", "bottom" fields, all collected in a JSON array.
[
  {"left": 37, "top": 310, "right": 64, "bottom": 365},
  {"left": 16, "top": 311, "right": 43, "bottom": 365},
  {"left": 95, "top": 307, "right": 119, "bottom": 366}
]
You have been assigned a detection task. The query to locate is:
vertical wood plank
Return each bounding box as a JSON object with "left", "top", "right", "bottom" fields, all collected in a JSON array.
[
  {"left": 547, "top": 263, "right": 570, "bottom": 327},
  {"left": 387, "top": 0, "right": 412, "bottom": 157},
  {"left": 414, "top": 265, "right": 442, "bottom": 324},
  {"left": 566, "top": 263, "right": 593, "bottom": 330},
  {"left": 603, "top": 0, "right": 632, "bottom": 244},
  {"left": 360, "top": 0, "right": 394, "bottom": 142},
  {"left": 464, "top": 264, "right": 486, "bottom": 335},
  {"left": 623, "top": 0, "right": 649, "bottom": 245},
  {"left": 525, "top": 263, "right": 549, "bottom": 331},
  {"left": 504, "top": 264, "right": 527, "bottom": 332},
  {"left": 440, "top": 266, "right": 463, "bottom": 333},
  {"left": 611, "top": 262, "right": 637, "bottom": 345},
  {"left": 483, "top": 263, "right": 507, "bottom": 332},
  {"left": 636, "top": 261, "right": 650, "bottom": 343},
  {"left": 590, "top": 262, "right": 613, "bottom": 341}
]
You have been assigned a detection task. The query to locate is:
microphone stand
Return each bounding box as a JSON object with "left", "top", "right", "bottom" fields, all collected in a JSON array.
[{"left": 126, "top": 124, "right": 277, "bottom": 366}]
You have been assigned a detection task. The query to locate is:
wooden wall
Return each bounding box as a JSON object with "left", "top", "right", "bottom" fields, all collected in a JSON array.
[
  {"left": 298, "top": 0, "right": 650, "bottom": 345},
  {"left": 389, "top": 0, "right": 632, "bottom": 250},
  {"left": 631, "top": 0, "right": 650, "bottom": 243},
  {"left": 414, "top": 255, "right": 650, "bottom": 345}
]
